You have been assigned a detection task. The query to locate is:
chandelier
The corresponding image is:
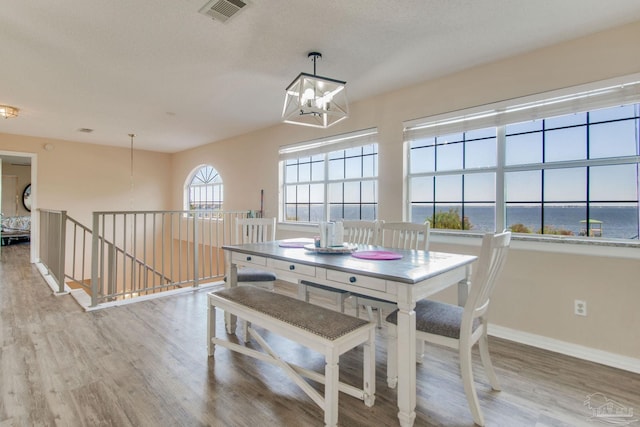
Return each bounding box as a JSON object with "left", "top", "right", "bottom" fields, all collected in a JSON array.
[
  {"left": 282, "top": 52, "right": 348, "bottom": 128},
  {"left": 0, "top": 105, "right": 19, "bottom": 119}
]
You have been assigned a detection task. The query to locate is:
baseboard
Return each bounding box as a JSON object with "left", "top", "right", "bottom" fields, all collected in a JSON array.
[
  {"left": 488, "top": 324, "right": 640, "bottom": 375},
  {"left": 35, "top": 262, "right": 69, "bottom": 296}
]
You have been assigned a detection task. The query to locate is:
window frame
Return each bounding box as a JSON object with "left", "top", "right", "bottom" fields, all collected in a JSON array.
[
  {"left": 184, "top": 164, "right": 224, "bottom": 212},
  {"left": 279, "top": 129, "right": 379, "bottom": 223},
  {"left": 405, "top": 75, "right": 640, "bottom": 242}
]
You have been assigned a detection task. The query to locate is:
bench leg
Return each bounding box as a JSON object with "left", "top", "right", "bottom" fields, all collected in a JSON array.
[
  {"left": 207, "top": 304, "right": 216, "bottom": 356},
  {"left": 324, "top": 352, "right": 339, "bottom": 427}
]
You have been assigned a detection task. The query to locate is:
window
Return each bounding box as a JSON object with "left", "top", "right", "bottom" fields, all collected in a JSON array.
[
  {"left": 185, "top": 165, "right": 223, "bottom": 210},
  {"left": 406, "top": 77, "right": 640, "bottom": 241},
  {"left": 280, "top": 129, "right": 378, "bottom": 223}
]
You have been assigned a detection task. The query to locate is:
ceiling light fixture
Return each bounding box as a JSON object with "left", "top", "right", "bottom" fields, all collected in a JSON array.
[
  {"left": 282, "top": 52, "right": 348, "bottom": 129},
  {"left": 0, "top": 105, "right": 19, "bottom": 119}
]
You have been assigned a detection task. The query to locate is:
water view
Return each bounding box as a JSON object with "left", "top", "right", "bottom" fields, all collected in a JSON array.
[{"left": 411, "top": 205, "right": 639, "bottom": 239}]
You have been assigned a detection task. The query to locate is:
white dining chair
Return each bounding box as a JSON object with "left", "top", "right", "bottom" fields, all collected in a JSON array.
[
  {"left": 385, "top": 231, "right": 511, "bottom": 427},
  {"left": 233, "top": 217, "right": 277, "bottom": 290},
  {"left": 354, "top": 221, "right": 430, "bottom": 326},
  {"left": 298, "top": 220, "right": 382, "bottom": 312}
]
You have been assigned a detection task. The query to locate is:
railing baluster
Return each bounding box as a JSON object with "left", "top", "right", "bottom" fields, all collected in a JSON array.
[{"left": 38, "top": 209, "right": 249, "bottom": 307}]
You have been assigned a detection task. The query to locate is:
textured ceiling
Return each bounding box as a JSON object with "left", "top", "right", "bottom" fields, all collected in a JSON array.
[{"left": 1, "top": 0, "right": 640, "bottom": 153}]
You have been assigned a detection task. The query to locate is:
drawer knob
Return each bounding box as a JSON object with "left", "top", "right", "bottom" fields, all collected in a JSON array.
[
  {"left": 246, "top": 256, "right": 252, "bottom": 261},
  {"left": 349, "top": 276, "right": 357, "bottom": 283},
  {"left": 289, "top": 265, "right": 295, "bottom": 270}
]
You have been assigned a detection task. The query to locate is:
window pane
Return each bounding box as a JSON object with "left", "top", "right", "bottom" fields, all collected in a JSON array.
[
  {"left": 432, "top": 204, "right": 464, "bottom": 230},
  {"left": 436, "top": 141, "right": 463, "bottom": 171},
  {"left": 465, "top": 137, "right": 496, "bottom": 168},
  {"left": 309, "top": 205, "right": 324, "bottom": 222},
  {"left": 286, "top": 185, "right": 297, "bottom": 202},
  {"left": 410, "top": 145, "right": 435, "bottom": 173},
  {"left": 345, "top": 156, "right": 361, "bottom": 179},
  {"left": 590, "top": 104, "right": 637, "bottom": 122},
  {"left": 411, "top": 203, "right": 434, "bottom": 224},
  {"left": 588, "top": 203, "right": 638, "bottom": 239},
  {"left": 545, "top": 112, "right": 586, "bottom": 129},
  {"left": 328, "top": 157, "right": 344, "bottom": 180},
  {"left": 464, "top": 173, "right": 495, "bottom": 202},
  {"left": 298, "top": 162, "right": 311, "bottom": 182},
  {"left": 361, "top": 181, "right": 377, "bottom": 203},
  {"left": 506, "top": 170, "right": 541, "bottom": 202},
  {"left": 410, "top": 176, "right": 434, "bottom": 202},
  {"left": 544, "top": 168, "right": 586, "bottom": 202},
  {"left": 362, "top": 153, "right": 377, "bottom": 177},
  {"left": 543, "top": 203, "right": 584, "bottom": 236},
  {"left": 309, "top": 183, "right": 324, "bottom": 203},
  {"left": 297, "top": 185, "right": 309, "bottom": 203},
  {"left": 589, "top": 120, "right": 639, "bottom": 158},
  {"left": 328, "top": 183, "right": 343, "bottom": 203},
  {"left": 435, "top": 175, "right": 462, "bottom": 202},
  {"left": 544, "top": 127, "right": 586, "bottom": 162},
  {"left": 590, "top": 164, "right": 638, "bottom": 201},
  {"left": 311, "top": 159, "right": 325, "bottom": 181},
  {"left": 343, "top": 181, "right": 360, "bottom": 203},
  {"left": 464, "top": 204, "right": 495, "bottom": 232},
  {"left": 506, "top": 132, "right": 542, "bottom": 165},
  {"left": 506, "top": 204, "right": 541, "bottom": 234},
  {"left": 465, "top": 127, "right": 496, "bottom": 140},
  {"left": 360, "top": 205, "right": 376, "bottom": 221},
  {"left": 285, "top": 164, "right": 297, "bottom": 183},
  {"left": 506, "top": 119, "right": 542, "bottom": 134}
]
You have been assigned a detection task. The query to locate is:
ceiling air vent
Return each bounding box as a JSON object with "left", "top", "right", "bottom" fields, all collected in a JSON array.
[{"left": 199, "top": 0, "right": 248, "bottom": 23}]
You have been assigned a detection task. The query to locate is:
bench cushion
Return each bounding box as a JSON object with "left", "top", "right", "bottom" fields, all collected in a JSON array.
[{"left": 213, "top": 287, "right": 369, "bottom": 341}]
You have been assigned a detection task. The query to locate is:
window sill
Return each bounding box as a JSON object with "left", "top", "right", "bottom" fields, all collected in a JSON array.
[
  {"left": 277, "top": 222, "right": 640, "bottom": 259},
  {"left": 430, "top": 230, "right": 640, "bottom": 259}
]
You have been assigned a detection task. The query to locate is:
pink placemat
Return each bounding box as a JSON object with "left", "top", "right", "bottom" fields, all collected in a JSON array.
[
  {"left": 279, "top": 239, "right": 314, "bottom": 248},
  {"left": 351, "top": 250, "right": 403, "bottom": 260}
]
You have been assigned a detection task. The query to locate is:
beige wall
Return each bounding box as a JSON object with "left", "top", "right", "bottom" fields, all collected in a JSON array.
[
  {"left": 171, "top": 21, "right": 640, "bottom": 360},
  {"left": 0, "top": 134, "right": 172, "bottom": 226},
  {"left": 0, "top": 21, "right": 638, "bottom": 361}
]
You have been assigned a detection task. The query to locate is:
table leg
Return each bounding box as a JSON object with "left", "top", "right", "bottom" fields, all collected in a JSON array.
[
  {"left": 224, "top": 257, "right": 238, "bottom": 334},
  {"left": 457, "top": 264, "right": 472, "bottom": 307},
  {"left": 396, "top": 302, "right": 417, "bottom": 427}
]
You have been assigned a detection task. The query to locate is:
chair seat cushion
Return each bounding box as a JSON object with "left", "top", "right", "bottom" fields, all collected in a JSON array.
[
  {"left": 300, "top": 280, "right": 350, "bottom": 294},
  {"left": 386, "top": 300, "right": 479, "bottom": 339},
  {"left": 224, "top": 268, "right": 277, "bottom": 283}
]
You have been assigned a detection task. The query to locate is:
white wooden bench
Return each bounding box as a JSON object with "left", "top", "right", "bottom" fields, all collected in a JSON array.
[{"left": 207, "top": 286, "right": 376, "bottom": 427}]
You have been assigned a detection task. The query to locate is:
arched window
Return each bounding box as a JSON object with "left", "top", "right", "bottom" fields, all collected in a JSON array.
[{"left": 186, "top": 165, "right": 224, "bottom": 210}]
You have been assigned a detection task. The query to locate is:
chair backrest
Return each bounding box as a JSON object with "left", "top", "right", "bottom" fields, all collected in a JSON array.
[
  {"left": 235, "top": 217, "right": 277, "bottom": 244},
  {"left": 379, "top": 221, "right": 430, "bottom": 250},
  {"left": 464, "top": 231, "right": 511, "bottom": 322},
  {"left": 340, "top": 220, "right": 381, "bottom": 245}
]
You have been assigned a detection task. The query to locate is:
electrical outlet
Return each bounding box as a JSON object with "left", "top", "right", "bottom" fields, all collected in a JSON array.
[{"left": 574, "top": 300, "right": 587, "bottom": 316}]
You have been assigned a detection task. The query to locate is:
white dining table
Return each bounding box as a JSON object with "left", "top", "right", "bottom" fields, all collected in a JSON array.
[{"left": 222, "top": 240, "right": 477, "bottom": 427}]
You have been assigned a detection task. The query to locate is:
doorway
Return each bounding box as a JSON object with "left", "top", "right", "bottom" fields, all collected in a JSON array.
[{"left": 0, "top": 152, "right": 35, "bottom": 261}]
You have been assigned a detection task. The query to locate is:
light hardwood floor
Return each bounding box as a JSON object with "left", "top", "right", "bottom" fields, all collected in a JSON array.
[{"left": 1, "top": 243, "right": 638, "bottom": 426}]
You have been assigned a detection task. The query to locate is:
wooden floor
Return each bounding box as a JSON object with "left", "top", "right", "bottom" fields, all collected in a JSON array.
[{"left": 1, "top": 243, "right": 638, "bottom": 427}]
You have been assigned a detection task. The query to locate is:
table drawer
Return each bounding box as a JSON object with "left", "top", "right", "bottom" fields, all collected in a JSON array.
[
  {"left": 325, "top": 270, "right": 386, "bottom": 292},
  {"left": 269, "top": 259, "right": 316, "bottom": 277},
  {"left": 232, "top": 252, "right": 267, "bottom": 267}
]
